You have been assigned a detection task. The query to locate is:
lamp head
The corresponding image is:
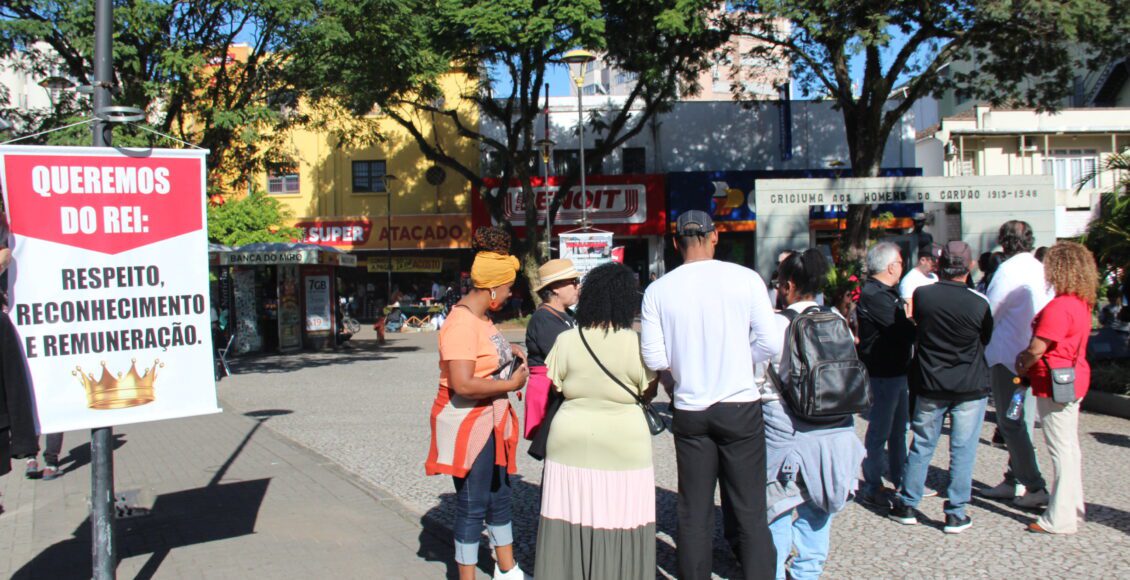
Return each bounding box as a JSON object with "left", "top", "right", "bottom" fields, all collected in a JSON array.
[
  {"left": 562, "top": 49, "right": 596, "bottom": 65},
  {"left": 39, "top": 75, "right": 76, "bottom": 91}
]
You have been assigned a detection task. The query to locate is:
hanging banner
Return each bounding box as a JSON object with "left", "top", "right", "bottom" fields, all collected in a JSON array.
[
  {"left": 559, "top": 231, "right": 614, "bottom": 277},
  {"left": 304, "top": 273, "right": 332, "bottom": 332},
  {"left": 277, "top": 265, "right": 302, "bottom": 351},
  {"left": 0, "top": 145, "right": 220, "bottom": 433}
]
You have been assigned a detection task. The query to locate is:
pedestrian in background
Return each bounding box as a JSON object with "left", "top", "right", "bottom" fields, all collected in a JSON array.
[
  {"left": 25, "top": 434, "right": 64, "bottom": 480},
  {"left": 981, "top": 220, "right": 1053, "bottom": 508},
  {"left": 1016, "top": 241, "right": 1097, "bottom": 534},
  {"left": 425, "top": 228, "right": 530, "bottom": 580},
  {"left": 855, "top": 242, "right": 916, "bottom": 507},
  {"left": 890, "top": 241, "right": 993, "bottom": 534},
  {"left": 899, "top": 242, "right": 941, "bottom": 318},
  {"left": 641, "top": 210, "right": 779, "bottom": 580},
  {"left": 523, "top": 259, "right": 580, "bottom": 440},
  {"left": 762, "top": 249, "right": 865, "bottom": 579},
  {"left": 534, "top": 263, "right": 657, "bottom": 579}
]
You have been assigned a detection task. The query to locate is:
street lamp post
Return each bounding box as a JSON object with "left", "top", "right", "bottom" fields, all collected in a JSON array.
[
  {"left": 384, "top": 174, "right": 398, "bottom": 303},
  {"left": 536, "top": 137, "right": 555, "bottom": 258},
  {"left": 563, "top": 49, "right": 596, "bottom": 228}
]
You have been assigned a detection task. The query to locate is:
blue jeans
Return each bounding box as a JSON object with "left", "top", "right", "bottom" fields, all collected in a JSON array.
[
  {"left": 768, "top": 502, "right": 833, "bottom": 580},
  {"left": 451, "top": 433, "right": 513, "bottom": 565},
  {"left": 861, "top": 376, "right": 909, "bottom": 495},
  {"left": 898, "top": 396, "right": 989, "bottom": 518}
]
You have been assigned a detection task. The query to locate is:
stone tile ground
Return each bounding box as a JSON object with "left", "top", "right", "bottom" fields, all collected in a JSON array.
[
  {"left": 4, "top": 325, "right": 1128, "bottom": 579},
  {"left": 219, "top": 329, "right": 1130, "bottom": 579}
]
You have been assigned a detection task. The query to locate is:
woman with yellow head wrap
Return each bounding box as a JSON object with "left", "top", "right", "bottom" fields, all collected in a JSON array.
[{"left": 426, "top": 227, "right": 531, "bottom": 579}]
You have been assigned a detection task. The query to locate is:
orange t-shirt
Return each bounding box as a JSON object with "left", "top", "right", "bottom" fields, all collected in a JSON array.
[
  {"left": 427, "top": 306, "right": 519, "bottom": 477},
  {"left": 438, "top": 306, "right": 516, "bottom": 386}
]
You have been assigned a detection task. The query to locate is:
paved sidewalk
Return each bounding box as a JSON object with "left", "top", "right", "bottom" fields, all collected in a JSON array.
[{"left": 0, "top": 401, "right": 449, "bottom": 578}]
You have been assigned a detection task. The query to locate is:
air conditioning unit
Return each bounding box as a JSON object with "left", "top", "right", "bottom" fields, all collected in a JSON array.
[{"left": 1019, "top": 136, "right": 1039, "bottom": 153}]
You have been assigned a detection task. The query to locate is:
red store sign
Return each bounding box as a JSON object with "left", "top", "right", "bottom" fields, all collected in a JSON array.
[{"left": 473, "top": 174, "right": 666, "bottom": 236}]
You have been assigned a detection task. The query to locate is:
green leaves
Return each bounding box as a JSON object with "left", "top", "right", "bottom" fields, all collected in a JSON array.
[{"left": 207, "top": 191, "right": 302, "bottom": 246}]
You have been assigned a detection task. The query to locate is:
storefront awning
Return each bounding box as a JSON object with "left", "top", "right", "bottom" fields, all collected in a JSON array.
[{"left": 211, "top": 242, "right": 358, "bottom": 267}]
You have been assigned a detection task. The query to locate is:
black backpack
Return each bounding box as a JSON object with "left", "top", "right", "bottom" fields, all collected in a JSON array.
[{"left": 769, "top": 306, "right": 871, "bottom": 423}]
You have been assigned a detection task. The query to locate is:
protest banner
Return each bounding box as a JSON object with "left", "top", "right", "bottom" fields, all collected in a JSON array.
[
  {"left": 559, "top": 231, "right": 614, "bottom": 277},
  {"left": 0, "top": 145, "right": 220, "bottom": 433}
]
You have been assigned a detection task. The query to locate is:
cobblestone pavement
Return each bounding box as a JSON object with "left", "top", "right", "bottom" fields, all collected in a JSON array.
[
  {"left": 0, "top": 385, "right": 448, "bottom": 578},
  {"left": 219, "top": 328, "right": 1130, "bottom": 579}
]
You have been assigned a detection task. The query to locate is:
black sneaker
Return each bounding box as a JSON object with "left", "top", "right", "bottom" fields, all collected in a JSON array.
[
  {"left": 857, "top": 491, "right": 889, "bottom": 509},
  {"left": 943, "top": 514, "right": 972, "bottom": 534},
  {"left": 888, "top": 504, "right": 918, "bottom": 525}
]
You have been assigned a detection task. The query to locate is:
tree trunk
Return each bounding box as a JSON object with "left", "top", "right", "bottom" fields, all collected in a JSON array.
[{"left": 842, "top": 124, "right": 885, "bottom": 262}]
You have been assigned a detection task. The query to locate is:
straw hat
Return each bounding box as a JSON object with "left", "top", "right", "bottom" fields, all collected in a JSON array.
[{"left": 535, "top": 259, "right": 580, "bottom": 292}]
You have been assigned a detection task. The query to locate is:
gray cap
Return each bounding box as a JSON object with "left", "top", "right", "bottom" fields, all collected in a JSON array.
[{"left": 676, "top": 210, "right": 715, "bottom": 236}]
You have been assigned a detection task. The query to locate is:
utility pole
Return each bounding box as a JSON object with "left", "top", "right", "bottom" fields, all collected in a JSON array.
[{"left": 91, "top": 0, "right": 117, "bottom": 577}]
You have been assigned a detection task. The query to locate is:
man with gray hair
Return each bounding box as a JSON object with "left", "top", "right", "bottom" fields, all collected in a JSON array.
[{"left": 855, "top": 242, "right": 917, "bottom": 506}]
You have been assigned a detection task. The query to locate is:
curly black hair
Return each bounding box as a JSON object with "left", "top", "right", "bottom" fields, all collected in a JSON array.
[
  {"left": 574, "top": 263, "right": 640, "bottom": 331},
  {"left": 472, "top": 226, "right": 511, "bottom": 254}
]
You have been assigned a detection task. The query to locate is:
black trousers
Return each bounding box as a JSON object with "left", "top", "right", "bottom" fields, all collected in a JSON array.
[{"left": 673, "top": 400, "right": 776, "bottom": 580}]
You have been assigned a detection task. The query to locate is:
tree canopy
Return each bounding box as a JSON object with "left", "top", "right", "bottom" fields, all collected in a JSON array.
[
  {"left": 731, "top": 0, "right": 1127, "bottom": 256},
  {"left": 0, "top": 0, "right": 316, "bottom": 194},
  {"left": 288, "top": 0, "right": 728, "bottom": 272}
]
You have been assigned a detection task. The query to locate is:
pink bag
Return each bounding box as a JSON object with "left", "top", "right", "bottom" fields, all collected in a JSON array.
[{"left": 524, "top": 366, "right": 552, "bottom": 440}]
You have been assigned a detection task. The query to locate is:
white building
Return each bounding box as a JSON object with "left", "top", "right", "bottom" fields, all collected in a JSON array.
[
  {"left": 917, "top": 105, "right": 1130, "bottom": 238},
  {"left": 0, "top": 42, "right": 77, "bottom": 131}
]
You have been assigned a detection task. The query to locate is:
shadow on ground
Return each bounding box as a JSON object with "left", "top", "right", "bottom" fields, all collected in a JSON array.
[
  {"left": 230, "top": 343, "right": 419, "bottom": 374},
  {"left": 11, "top": 411, "right": 290, "bottom": 579}
]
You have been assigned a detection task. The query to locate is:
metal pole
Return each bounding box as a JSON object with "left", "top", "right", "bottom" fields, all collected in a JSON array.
[
  {"left": 387, "top": 187, "right": 392, "bottom": 302},
  {"left": 576, "top": 78, "right": 587, "bottom": 228},
  {"left": 91, "top": 0, "right": 117, "bottom": 578}
]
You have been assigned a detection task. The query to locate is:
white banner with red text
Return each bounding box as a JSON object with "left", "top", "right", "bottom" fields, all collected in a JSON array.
[{"left": 0, "top": 145, "right": 220, "bottom": 433}]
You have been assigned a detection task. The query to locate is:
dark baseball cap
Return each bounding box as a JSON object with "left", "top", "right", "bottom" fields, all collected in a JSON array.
[
  {"left": 676, "top": 210, "right": 715, "bottom": 236},
  {"left": 940, "top": 240, "right": 973, "bottom": 268},
  {"left": 919, "top": 242, "right": 943, "bottom": 261}
]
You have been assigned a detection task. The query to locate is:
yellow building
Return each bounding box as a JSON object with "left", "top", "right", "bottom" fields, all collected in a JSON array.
[{"left": 255, "top": 72, "right": 480, "bottom": 311}]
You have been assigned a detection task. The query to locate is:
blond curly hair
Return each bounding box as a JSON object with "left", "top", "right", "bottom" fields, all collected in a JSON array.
[{"left": 1043, "top": 241, "right": 1098, "bottom": 306}]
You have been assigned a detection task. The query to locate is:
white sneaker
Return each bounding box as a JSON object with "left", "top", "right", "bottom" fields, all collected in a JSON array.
[
  {"left": 494, "top": 563, "right": 531, "bottom": 580},
  {"left": 1013, "top": 488, "right": 1049, "bottom": 509},
  {"left": 979, "top": 480, "right": 1024, "bottom": 499}
]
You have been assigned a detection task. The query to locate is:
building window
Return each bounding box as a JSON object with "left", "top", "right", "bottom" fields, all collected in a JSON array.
[
  {"left": 266, "top": 164, "right": 299, "bottom": 194},
  {"left": 622, "top": 147, "right": 646, "bottom": 174},
  {"left": 352, "top": 160, "right": 387, "bottom": 193},
  {"left": 553, "top": 149, "right": 603, "bottom": 177},
  {"left": 1043, "top": 150, "right": 1098, "bottom": 190}
]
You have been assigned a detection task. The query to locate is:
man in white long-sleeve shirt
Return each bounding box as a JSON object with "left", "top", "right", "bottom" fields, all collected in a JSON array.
[
  {"left": 641, "top": 210, "right": 779, "bottom": 580},
  {"left": 980, "top": 220, "right": 1054, "bottom": 507}
]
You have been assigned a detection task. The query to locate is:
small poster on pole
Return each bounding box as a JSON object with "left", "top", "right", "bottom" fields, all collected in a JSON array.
[
  {"left": 559, "top": 231, "right": 614, "bottom": 277},
  {"left": 0, "top": 145, "right": 221, "bottom": 433}
]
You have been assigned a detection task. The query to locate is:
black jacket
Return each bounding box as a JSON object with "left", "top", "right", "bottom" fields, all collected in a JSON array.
[
  {"left": 0, "top": 312, "right": 38, "bottom": 477},
  {"left": 910, "top": 280, "right": 994, "bottom": 401},
  {"left": 856, "top": 277, "right": 916, "bottom": 377},
  {"left": 524, "top": 305, "right": 574, "bottom": 367}
]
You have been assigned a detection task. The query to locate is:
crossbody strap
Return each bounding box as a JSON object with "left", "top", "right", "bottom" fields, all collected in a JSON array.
[
  {"left": 538, "top": 304, "right": 570, "bottom": 325},
  {"left": 577, "top": 326, "right": 645, "bottom": 405}
]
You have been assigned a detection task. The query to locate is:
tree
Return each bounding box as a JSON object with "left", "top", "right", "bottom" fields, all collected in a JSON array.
[
  {"left": 0, "top": 0, "right": 315, "bottom": 194},
  {"left": 732, "top": 0, "right": 1124, "bottom": 258},
  {"left": 1084, "top": 153, "right": 1130, "bottom": 269},
  {"left": 288, "top": 0, "right": 728, "bottom": 286},
  {"left": 208, "top": 190, "right": 303, "bottom": 246}
]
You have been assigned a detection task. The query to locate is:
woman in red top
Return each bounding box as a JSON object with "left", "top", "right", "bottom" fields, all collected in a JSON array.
[{"left": 1015, "top": 241, "right": 1098, "bottom": 534}]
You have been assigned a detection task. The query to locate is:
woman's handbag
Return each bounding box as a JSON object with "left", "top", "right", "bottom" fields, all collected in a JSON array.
[
  {"left": 527, "top": 389, "right": 561, "bottom": 460},
  {"left": 1043, "top": 357, "right": 1078, "bottom": 403},
  {"left": 577, "top": 327, "right": 667, "bottom": 436}
]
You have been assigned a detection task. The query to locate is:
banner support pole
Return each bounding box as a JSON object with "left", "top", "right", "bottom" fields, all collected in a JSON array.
[{"left": 91, "top": 0, "right": 118, "bottom": 578}]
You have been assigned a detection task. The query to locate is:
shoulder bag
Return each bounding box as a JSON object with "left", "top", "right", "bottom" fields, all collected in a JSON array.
[
  {"left": 577, "top": 326, "right": 667, "bottom": 436},
  {"left": 1043, "top": 356, "right": 1079, "bottom": 404}
]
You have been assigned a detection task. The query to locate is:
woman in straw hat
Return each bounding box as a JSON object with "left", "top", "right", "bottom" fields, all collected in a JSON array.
[
  {"left": 534, "top": 262, "right": 658, "bottom": 579},
  {"left": 425, "top": 227, "right": 531, "bottom": 580},
  {"left": 523, "top": 259, "right": 581, "bottom": 440}
]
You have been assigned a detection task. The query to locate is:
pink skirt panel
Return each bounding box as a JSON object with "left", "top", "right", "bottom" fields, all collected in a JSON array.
[{"left": 539, "top": 459, "right": 656, "bottom": 530}]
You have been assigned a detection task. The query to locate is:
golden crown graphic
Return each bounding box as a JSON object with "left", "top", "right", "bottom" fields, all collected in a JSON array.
[{"left": 73, "top": 359, "right": 162, "bottom": 410}]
